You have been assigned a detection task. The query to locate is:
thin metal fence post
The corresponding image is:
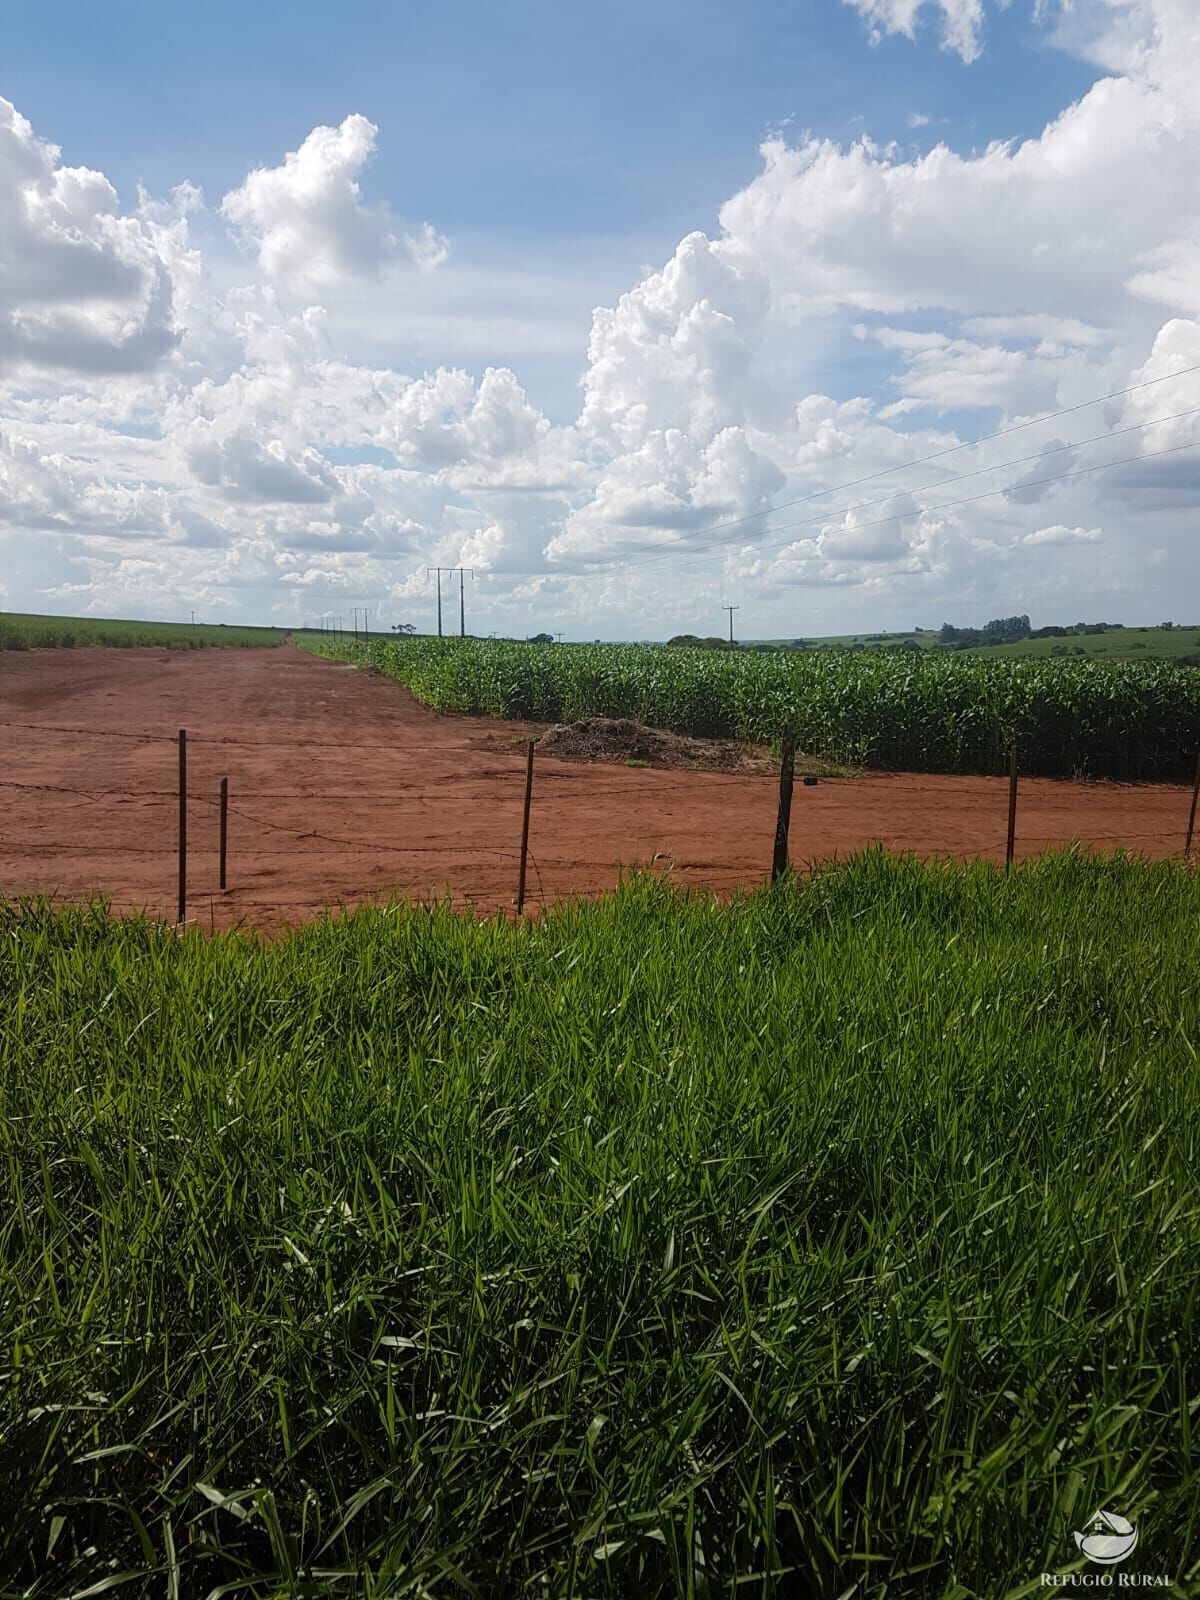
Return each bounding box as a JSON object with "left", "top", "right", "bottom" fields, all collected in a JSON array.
[
  {"left": 219, "top": 777, "right": 228, "bottom": 891},
  {"left": 517, "top": 740, "right": 535, "bottom": 913},
  {"left": 1185, "top": 750, "right": 1200, "bottom": 858},
  {"left": 1006, "top": 741, "right": 1019, "bottom": 870},
  {"left": 177, "top": 729, "right": 187, "bottom": 923}
]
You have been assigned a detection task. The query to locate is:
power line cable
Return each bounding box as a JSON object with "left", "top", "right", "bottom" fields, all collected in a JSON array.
[
  {"left": 596, "top": 401, "right": 1200, "bottom": 577},
  {"left": 624, "top": 406, "right": 1200, "bottom": 576},
  {"left": 544, "top": 360, "right": 1200, "bottom": 569},
  {"left": 713, "top": 435, "right": 1200, "bottom": 568},
  {"left": 494, "top": 431, "right": 1200, "bottom": 582}
]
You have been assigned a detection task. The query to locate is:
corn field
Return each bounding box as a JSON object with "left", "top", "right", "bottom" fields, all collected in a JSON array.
[{"left": 304, "top": 636, "right": 1200, "bottom": 781}]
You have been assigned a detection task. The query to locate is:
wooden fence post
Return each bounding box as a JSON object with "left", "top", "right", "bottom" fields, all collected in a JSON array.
[
  {"left": 177, "top": 729, "right": 187, "bottom": 924},
  {"left": 1186, "top": 750, "right": 1200, "bottom": 858},
  {"left": 517, "top": 740, "right": 535, "bottom": 914},
  {"left": 219, "top": 777, "right": 228, "bottom": 891},
  {"left": 772, "top": 723, "right": 797, "bottom": 883},
  {"left": 1006, "top": 741, "right": 1019, "bottom": 871}
]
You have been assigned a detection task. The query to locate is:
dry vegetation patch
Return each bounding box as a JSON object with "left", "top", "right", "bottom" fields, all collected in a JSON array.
[{"left": 483, "top": 714, "right": 828, "bottom": 774}]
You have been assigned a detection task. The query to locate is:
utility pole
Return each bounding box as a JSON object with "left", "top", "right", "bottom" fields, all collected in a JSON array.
[
  {"left": 428, "top": 568, "right": 451, "bottom": 638},
  {"left": 428, "top": 567, "right": 472, "bottom": 638},
  {"left": 554, "top": 632, "right": 564, "bottom": 644},
  {"left": 458, "top": 568, "right": 473, "bottom": 637},
  {"left": 722, "top": 604, "right": 740, "bottom": 650}
]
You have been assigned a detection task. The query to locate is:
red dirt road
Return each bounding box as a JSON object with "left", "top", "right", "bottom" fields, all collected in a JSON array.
[{"left": 0, "top": 645, "right": 1192, "bottom": 930}]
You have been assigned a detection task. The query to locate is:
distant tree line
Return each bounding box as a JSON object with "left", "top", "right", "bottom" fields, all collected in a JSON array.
[
  {"left": 659, "top": 619, "right": 1197, "bottom": 659},
  {"left": 938, "top": 615, "right": 1031, "bottom": 647},
  {"left": 666, "top": 634, "right": 735, "bottom": 650},
  {"left": 936, "top": 616, "right": 1129, "bottom": 650}
]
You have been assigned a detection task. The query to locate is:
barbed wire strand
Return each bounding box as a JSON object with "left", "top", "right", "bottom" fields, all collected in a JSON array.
[
  {"left": 6, "top": 829, "right": 1190, "bottom": 871},
  {"left": 2, "top": 719, "right": 1196, "bottom": 789}
]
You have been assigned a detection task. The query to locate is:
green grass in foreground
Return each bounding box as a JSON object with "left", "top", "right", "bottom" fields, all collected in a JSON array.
[
  {"left": 0, "top": 611, "right": 292, "bottom": 650},
  {"left": 1, "top": 851, "right": 1198, "bottom": 1597}
]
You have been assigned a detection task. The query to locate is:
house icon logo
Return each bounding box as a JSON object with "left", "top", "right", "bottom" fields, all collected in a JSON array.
[{"left": 1073, "top": 1509, "right": 1139, "bottom": 1565}]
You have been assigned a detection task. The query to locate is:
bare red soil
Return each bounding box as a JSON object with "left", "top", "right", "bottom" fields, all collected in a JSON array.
[{"left": 0, "top": 645, "right": 1192, "bottom": 931}]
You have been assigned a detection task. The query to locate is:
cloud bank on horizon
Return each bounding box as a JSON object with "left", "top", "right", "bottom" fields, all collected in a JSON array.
[{"left": 2, "top": 0, "right": 1199, "bottom": 638}]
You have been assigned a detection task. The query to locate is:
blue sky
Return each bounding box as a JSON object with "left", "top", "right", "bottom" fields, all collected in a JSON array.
[
  {"left": 6, "top": 0, "right": 1099, "bottom": 245},
  {"left": 1, "top": 0, "right": 1198, "bottom": 638}
]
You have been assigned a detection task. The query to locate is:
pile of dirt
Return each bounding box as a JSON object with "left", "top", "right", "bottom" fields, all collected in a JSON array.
[{"left": 526, "top": 716, "right": 779, "bottom": 774}]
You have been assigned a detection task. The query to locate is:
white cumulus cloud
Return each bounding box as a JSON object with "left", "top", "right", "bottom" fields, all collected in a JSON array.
[
  {"left": 221, "top": 114, "right": 448, "bottom": 294},
  {"left": 841, "top": 0, "right": 988, "bottom": 62},
  {"left": 0, "top": 97, "right": 178, "bottom": 375},
  {"left": 1021, "top": 523, "right": 1104, "bottom": 544}
]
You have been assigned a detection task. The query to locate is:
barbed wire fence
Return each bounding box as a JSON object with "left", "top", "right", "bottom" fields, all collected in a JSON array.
[{"left": 1, "top": 718, "right": 1198, "bottom": 929}]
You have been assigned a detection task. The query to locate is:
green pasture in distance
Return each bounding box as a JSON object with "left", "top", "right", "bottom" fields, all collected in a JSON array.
[
  {"left": 748, "top": 624, "right": 1200, "bottom": 661},
  {"left": 0, "top": 610, "right": 432, "bottom": 651},
  {"left": 3, "top": 851, "right": 1197, "bottom": 1595},
  {"left": 748, "top": 630, "right": 932, "bottom": 650},
  {"left": 963, "top": 624, "right": 1200, "bottom": 660},
  {"left": 0, "top": 610, "right": 292, "bottom": 650}
]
